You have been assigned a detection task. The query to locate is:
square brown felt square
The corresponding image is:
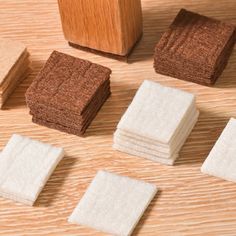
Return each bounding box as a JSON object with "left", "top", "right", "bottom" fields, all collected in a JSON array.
[
  {"left": 154, "top": 9, "right": 236, "bottom": 85},
  {"left": 25, "top": 51, "right": 111, "bottom": 135},
  {"left": 26, "top": 51, "right": 111, "bottom": 115}
]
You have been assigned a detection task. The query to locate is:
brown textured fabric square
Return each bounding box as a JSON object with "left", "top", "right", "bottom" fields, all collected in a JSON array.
[
  {"left": 26, "top": 51, "right": 111, "bottom": 135},
  {"left": 32, "top": 90, "right": 110, "bottom": 136},
  {"left": 27, "top": 81, "right": 110, "bottom": 124},
  {"left": 26, "top": 50, "right": 111, "bottom": 114},
  {"left": 30, "top": 83, "right": 110, "bottom": 129},
  {"left": 0, "top": 38, "right": 30, "bottom": 108},
  {"left": 154, "top": 9, "right": 236, "bottom": 85}
]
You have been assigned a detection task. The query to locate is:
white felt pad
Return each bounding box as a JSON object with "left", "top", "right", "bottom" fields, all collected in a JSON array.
[
  {"left": 113, "top": 143, "right": 177, "bottom": 165},
  {"left": 0, "top": 134, "right": 64, "bottom": 205},
  {"left": 114, "top": 110, "right": 199, "bottom": 157},
  {"left": 117, "top": 80, "right": 195, "bottom": 144},
  {"left": 201, "top": 118, "right": 236, "bottom": 182},
  {"left": 69, "top": 170, "right": 157, "bottom": 236}
]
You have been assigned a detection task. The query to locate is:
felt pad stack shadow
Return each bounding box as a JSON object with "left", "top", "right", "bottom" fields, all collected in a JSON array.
[
  {"left": 0, "top": 38, "right": 30, "bottom": 108},
  {"left": 154, "top": 9, "right": 236, "bottom": 85},
  {"left": 25, "top": 51, "right": 111, "bottom": 136},
  {"left": 113, "top": 80, "right": 199, "bottom": 165}
]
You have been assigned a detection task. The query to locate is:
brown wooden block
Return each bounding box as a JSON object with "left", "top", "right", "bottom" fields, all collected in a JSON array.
[{"left": 57, "top": 0, "right": 143, "bottom": 56}]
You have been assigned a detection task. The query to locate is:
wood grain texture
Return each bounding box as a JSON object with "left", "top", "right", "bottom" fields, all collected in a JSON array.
[
  {"left": 57, "top": 0, "right": 143, "bottom": 55},
  {"left": 0, "top": 0, "right": 236, "bottom": 235}
]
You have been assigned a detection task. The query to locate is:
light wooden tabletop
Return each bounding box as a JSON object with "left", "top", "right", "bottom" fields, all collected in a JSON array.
[{"left": 0, "top": 0, "right": 236, "bottom": 235}]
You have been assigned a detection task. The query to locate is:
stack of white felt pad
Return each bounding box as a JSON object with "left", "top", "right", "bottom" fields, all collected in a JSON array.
[
  {"left": 0, "top": 38, "right": 30, "bottom": 108},
  {"left": 113, "top": 80, "right": 199, "bottom": 165}
]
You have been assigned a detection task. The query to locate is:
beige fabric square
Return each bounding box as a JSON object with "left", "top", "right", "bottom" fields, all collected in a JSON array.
[
  {"left": 201, "top": 118, "right": 236, "bottom": 182},
  {"left": 69, "top": 170, "right": 157, "bottom": 236},
  {"left": 0, "top": 134, "right": 64, "bottom": 205}
]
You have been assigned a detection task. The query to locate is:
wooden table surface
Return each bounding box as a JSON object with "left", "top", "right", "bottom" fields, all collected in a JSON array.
[{"left": 0, "top": 0, "right": 236, "bottom": 235}]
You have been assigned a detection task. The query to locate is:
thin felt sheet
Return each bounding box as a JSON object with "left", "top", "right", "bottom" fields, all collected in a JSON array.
[
  {"left": 201, "top": 118, "right": 236, "bottom": 182},
  {"left": 0, "top": 134, "right": 64, "bottom": 205},
  {"left": 69, "top": 170, "right": 157, "bottom": 236}
]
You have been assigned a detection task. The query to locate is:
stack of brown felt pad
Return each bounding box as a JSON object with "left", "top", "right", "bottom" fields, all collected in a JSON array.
[
  {"left": 25, "top": 51, "right": 111, "bottom": 136},
  {"left": 154, "top": 9, "right": 236, "bottom": 85},
  {"left": 0, "top": 38, "right": 30, "bottom": 108}
]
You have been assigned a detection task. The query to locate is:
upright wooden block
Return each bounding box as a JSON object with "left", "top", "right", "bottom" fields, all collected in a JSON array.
[{"left": 57, "top": 0, "right": 143, "bottom": 56}]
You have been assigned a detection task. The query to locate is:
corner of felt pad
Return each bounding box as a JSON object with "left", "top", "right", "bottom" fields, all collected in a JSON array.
[
  {"left": 26, "top": 200, "right": 35, "bottom": 207},
  {"left": 67, "top": 215, "right": 74, "bottom": 224},
  {"left": 200, "top": 162, "right": 208, "bottom": 174},
  {"left": 149, "top": 183, "right": 158, "bottom": 195},
  {"left": 58, "top": 147, "right": 66, "bottom": 158},
  {"left": 68, "top": 211, "right": 78, "bottom": 225}
]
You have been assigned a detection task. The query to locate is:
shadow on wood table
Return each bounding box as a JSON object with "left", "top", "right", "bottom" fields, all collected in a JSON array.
[{"left": 35, "top": 156, "right": 78, "bottom": 207}]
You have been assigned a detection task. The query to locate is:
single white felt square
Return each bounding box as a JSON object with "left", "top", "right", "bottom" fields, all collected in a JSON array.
[
  {"left": 201, "top": 118, "right": 236, "bottom": 182},
  {"left": 0, "top": 134, "right": 64, "bottom": 205},
  {"left": 117, "top": 80, "right": 196, "bottom": 144},
  {"left": 69, "top": 170, "right": 158, "bottom": 236}
]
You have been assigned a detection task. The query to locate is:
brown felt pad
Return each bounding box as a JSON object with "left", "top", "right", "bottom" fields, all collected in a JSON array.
[
  {"left": 154, "top": 8, "right": 236, "bottom": 85},
  {"left": 25, "top": 51, "right": 111, "bottom": 115},
  {"left": 29, "top": 90, "right": 110, "bottom": 129},
  {"left": 154, "top": 31, "right": 236, "bottom": 85},
  {"left": 32, "top": 91, "right": 111, "bottom": 136},
  {"left": 30, "top": 84, "right": 110, "bottom": 129},
  {"left": 27, "top": 80, "right": 110, "bottom": 124}
]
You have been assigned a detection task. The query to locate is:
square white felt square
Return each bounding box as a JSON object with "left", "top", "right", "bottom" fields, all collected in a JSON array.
[
  {"left": 117, "top": 80, "right": 196, "bottom": 144},
  {"left": 0, "top": 134, "right": 64, "bottom": 205},
  {"left": 201, "top": 118, "right": 236, "bottom": 182},
  {"left": 69, "top": 170, "right": 157, "bottom": 236}
]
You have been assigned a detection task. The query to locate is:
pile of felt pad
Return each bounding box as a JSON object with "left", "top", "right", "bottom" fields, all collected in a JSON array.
[
  {"left": 26, "top": 51, "right": 111, "bottom": 136},
  {"left": 154, "top": 9, "right": 236, "bottom": 85},
  {"left": 0, "top": 38, "right": 30, "bottom": 108},
  {"left": 113, "top": 80, "right": 199, "bottom": 165}
]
